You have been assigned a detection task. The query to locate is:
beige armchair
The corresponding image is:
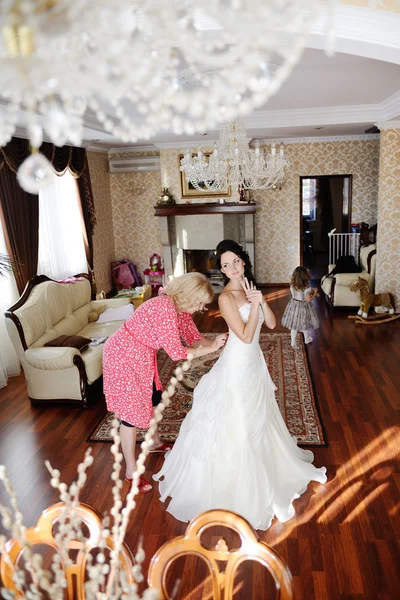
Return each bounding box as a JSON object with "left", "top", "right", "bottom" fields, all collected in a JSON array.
[
  {"left": 5, "top": 275, "right": 130, "bottom": 406},
  {"left": 321, "top": 244, "right": 377, "bottom": 309}
]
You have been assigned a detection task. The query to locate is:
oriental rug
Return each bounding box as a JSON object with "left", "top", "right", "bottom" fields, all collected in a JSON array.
[{"left": 87, "top": 333, "right": 326, "bottom": 446}]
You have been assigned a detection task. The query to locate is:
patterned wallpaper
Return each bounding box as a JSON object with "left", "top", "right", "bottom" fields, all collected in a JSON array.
[
  {"left": 251, "top": 139, "right": 380, "bottom": 283},
  {"left": 109, "top": 158, "right": 163, "bottom": 279},
  {"left": 87, "top": 151, "right": 115, "bottom": 293},
  {"left": 88, "top": 139, "right": 380, "bottom": 288},
  {"left": 342, "top": 0, "right": 400, "bottom": 12},
  {"left": 375, "top": 127, "right": 400, "bottom": 311}
]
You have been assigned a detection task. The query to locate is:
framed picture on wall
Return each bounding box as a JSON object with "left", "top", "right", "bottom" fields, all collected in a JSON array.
[{"left": 178, "top": 153, "right": 231, "bottom": 198}]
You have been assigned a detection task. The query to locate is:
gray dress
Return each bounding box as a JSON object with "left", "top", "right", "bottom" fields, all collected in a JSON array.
[{"left": 281, "top": 286, "right": 319, "bottom": 331}]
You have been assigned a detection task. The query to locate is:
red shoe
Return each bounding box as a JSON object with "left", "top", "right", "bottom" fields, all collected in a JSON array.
[
  {"left": 149, "top": 442, "right": 172, "bottom": 453},
  {"left": 124, "top": 475, "right": 152, "bottom": 493}
]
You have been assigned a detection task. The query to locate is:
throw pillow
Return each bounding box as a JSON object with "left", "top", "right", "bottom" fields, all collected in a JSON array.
[{"left": 44, "top": 334, "right": 91, "bottom": 352}]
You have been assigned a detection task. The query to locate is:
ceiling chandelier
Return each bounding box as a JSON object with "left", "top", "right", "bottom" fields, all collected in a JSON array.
[
  {"left": 0, "top": 0, "right": 335, "bottom": 193},
  {"left": 180, "top": 120, "right": 289, "bottom": 191}
]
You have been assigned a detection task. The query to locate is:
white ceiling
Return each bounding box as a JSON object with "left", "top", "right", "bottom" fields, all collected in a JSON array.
[
  {"left": 85, "top": 4, "right": 400, "bottom": 150},
  {"left": 264, "top": 50, "right": 400, "bottom": 110},
  {"left": 86, "top": 46, "right": 400, "bottom": 150}
]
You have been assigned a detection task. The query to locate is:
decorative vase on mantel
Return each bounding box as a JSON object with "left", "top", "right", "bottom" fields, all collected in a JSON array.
[
  {"left": 157, "top": 187, "right": 176, "bottom": 206},
  {"left": 239, "top": 187, "right": 248, "bottom": 204}
]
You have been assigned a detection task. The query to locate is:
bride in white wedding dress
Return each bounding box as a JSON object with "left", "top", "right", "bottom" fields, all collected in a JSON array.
[{"left": 154, "top": 240, "right": 327, "bottom": 530}]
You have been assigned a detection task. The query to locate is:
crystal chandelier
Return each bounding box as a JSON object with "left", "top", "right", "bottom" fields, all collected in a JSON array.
[
  {"left": 0, "top": 0, "right": 335, "bottom": 193},
  {"left": 180, "top": 119, "right": 289, "bottom": 192}
]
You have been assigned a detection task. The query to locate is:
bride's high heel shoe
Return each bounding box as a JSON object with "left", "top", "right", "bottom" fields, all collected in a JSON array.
[{"left": 149, "top": 441, "right": 172, "bottom": 453}]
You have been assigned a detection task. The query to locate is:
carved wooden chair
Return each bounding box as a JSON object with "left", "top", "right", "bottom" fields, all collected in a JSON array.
[
  {"left": 0, "top": 502, "right": 135, "bottom": 599},
  {"left": 147, "top": 509, "right": 294, "bottom": 600}
]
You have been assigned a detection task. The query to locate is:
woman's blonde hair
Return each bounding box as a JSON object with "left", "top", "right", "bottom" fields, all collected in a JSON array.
[{"left": 164, "top": 272, "right": 214, "bottom": 312}]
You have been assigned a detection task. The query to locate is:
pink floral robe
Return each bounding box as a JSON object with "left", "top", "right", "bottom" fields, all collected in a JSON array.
[{"left": 103, "top": 294, "right": 202, "bottom": 428}]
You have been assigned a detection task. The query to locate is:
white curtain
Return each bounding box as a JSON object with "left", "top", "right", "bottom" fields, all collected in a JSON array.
[
  {"left": 37, "top": 169, "right": 88, "bottom": 280},
  {"left": 0, "top": 222, "right": 20, "bottom": 389}
]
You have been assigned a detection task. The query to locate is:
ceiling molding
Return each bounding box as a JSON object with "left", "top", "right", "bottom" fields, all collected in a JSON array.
[
  {"left": 375, "top": 121, "right": 400, "bottom": 131},
  {"left": 257, "top": 134, "right": 380, "bottom": 145},
  {"left": 154, "top": 140, "right": 217, "bottom": 149},
  {"left": 149, "top": 133, "right": 380, "bottom": 151},
  {"left": 380, "top": 92, "right": 400, "bottom": 120},
  {"left": 308, "top": 5, "right": 400, "bottom": 64},
  {"left": 13, "top": 127, "right": 29, "bottom": 139},
  {"left": 243, "top": 92, "right": 400, "bottom": 131},
  {"left": 11, "top": 126, "right": 88, "bottom": 147}
]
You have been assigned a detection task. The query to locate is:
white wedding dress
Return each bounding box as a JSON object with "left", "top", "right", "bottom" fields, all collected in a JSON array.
[{"left": 154, "top": 303, "right": 327, "bottom": 530}]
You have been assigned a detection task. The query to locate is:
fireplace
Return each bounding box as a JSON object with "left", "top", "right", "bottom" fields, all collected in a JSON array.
[
  {"left": 184, "top": 249, "right": 217, "bottom": 276},
  {"left": 183, "top": 249, "right": 224, "bottom": 288},
  {"left": 154, "top": 203, "right": 255, "bottom": 283}
]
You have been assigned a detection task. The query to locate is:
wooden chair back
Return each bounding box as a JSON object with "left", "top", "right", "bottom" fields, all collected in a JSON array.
[
  {"left": 147, "top": 509, "right": 293, "bottom": 599},
  {"left": 0, "top": 502, "right": 134, "bottom": 599}
]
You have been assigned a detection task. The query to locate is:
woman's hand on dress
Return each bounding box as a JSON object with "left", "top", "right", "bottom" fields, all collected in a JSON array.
[{"left": 212, "top": 334, "right": 228, "bottom": 350}]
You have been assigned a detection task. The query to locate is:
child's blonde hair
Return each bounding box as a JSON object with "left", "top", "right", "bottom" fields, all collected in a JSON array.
[
  {"left": 164, "top": 272, "right": 214, "bottom": 312},
  {"left": 291, "top": 266, "right": 311, "bottom": 291}
]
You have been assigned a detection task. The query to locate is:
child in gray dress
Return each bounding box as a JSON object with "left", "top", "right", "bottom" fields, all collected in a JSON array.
[{"left": 281, "top": 266, "right": 319, "bottom": 348}]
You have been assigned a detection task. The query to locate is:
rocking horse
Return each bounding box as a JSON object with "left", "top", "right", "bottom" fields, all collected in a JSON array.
[{"left": 348, "top": 277, "right": 400, "bottom": 325}]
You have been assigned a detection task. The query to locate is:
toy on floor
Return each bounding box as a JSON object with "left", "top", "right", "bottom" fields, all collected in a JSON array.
[{"left": 349, "top": 277, "right": 400, "bottom": 325}]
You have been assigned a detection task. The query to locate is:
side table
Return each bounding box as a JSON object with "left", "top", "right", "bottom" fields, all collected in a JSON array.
[{"left": 114, "top": 285, "right": 152, "bottom": 309}]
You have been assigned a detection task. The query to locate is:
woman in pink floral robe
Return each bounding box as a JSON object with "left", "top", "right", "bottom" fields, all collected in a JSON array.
[{"left": 103, "top": 272, "right": 227, "bottom": 492}]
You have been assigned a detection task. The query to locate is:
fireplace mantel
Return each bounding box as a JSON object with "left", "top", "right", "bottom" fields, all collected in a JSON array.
[
  {"left": 154, "top": 202, "right": 256, "bottom": 216},
  {"left": 156, "top": 203, "right": 255, "bottom": 279}
]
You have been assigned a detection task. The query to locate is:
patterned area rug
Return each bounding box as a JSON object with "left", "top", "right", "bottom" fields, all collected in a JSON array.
[{"left": 87, "top": 333, "right": 326, "bottom": 446}]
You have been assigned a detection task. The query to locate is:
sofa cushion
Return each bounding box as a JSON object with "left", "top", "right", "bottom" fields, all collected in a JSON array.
[
  {"left": 45, "top": 334, "right": 91, "bottom": 351},
  {"left": 69, "top": 279, "right": 92, "bottom": 311}
]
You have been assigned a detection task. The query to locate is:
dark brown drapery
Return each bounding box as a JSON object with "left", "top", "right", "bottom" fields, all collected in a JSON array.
[
  {"left": 0, "top": 138, "right": 39, "bottom": 294},
  {"left": 0, "top": 137, "right": 96, "bottom": 294}
]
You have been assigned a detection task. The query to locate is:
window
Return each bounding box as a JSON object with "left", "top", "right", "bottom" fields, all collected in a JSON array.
[
  {"left": 37, "top": 170, "right": 88, "bottom": 281},
  {"left": 302, "top": 178, "right": 317, "bottom": 221}
]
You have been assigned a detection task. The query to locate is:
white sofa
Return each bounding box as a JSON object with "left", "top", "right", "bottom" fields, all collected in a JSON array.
[
  {"left": 5, "top": 275, "right": 130, "bottom": 406},
  {"left": 321, "top": 244, "right": 377, "bottom": 309}
]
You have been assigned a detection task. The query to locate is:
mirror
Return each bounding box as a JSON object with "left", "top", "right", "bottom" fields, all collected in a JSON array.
[{"left": 150, "top": 253, "right": 162, "bottom": 271}]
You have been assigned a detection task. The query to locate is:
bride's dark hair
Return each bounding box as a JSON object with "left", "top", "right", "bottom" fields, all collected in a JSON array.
[{"left": 215, "top": 239, "right": 256, "bottom": 286}]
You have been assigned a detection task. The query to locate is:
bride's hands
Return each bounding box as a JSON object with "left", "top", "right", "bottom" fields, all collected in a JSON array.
[{"left": 240, "top": 277, "right": 263, "bottom": 305}]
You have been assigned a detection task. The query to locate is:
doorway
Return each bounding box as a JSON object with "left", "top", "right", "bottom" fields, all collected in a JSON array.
[{"left": 300, "top": 175, "right": 352, "bottom": 280}]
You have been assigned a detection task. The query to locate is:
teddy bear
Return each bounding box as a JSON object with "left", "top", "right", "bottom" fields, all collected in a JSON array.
[{"left": 88, "top": 303, "right": 106, "bottom": 323}]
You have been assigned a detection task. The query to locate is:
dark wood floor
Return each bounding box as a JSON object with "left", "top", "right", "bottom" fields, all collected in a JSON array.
[{"left": 1, "top": 288, "right": 399, "bottom": 599}]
